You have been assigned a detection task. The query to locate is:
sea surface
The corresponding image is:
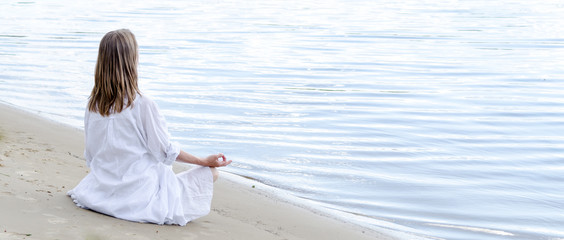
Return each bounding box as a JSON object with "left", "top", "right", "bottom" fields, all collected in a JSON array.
[{"left": 1, "top": 0, "right": 564, "bottom": 239}]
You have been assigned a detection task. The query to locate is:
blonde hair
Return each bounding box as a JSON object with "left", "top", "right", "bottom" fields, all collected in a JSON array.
[{"left": 88, "top": 29, "right": 140, "bottom": 116}]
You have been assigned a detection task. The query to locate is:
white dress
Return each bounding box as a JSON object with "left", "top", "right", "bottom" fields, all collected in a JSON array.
[{"left": 68, "top": 94, "right": 213, "bottom": 226}]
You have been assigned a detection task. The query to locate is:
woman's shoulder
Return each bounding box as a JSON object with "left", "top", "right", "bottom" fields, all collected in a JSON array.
[
  {"left": 134, "top": 94, "right": 161, "bottom": 112},
  {"left": 135, "top": 94, "right": 155, "bottom": 106}
]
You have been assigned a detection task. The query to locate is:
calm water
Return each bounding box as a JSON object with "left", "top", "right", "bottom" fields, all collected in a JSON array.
[{"left": 2, "top": 0, "right": 564, "bottom": 239}]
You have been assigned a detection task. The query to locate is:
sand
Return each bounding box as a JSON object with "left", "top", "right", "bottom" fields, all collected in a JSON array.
[{"left": 0, "top": 103, "right": 395, "bottom": 240}]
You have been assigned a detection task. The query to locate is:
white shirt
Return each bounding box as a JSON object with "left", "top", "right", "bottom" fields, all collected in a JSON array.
[{"left": 68, "top": 94, "right": 213, "bottom": 225}]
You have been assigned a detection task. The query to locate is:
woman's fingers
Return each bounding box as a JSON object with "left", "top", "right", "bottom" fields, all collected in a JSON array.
[
  {"left": 211, "top": 153, "right": 231, "bottom": 167},
  {"left": 218, "top": 160, "right": 232, "bottom": 167}
]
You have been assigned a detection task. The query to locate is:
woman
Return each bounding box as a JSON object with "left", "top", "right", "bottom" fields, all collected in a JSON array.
[{"left": 68, "top": 29, "right": 231, "bottom": 225}]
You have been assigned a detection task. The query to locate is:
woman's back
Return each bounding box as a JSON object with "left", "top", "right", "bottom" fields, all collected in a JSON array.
[
  {"left": 85, "top": 95, "right": 173, "bottom": 170},
  {"left": 84, "top": 95, "right": 165, "bottom": 187}
]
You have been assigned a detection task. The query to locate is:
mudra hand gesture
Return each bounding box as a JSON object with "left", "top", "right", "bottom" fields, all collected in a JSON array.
[{"left": 201, "top": 153, "right": 232, "bottom": 167}]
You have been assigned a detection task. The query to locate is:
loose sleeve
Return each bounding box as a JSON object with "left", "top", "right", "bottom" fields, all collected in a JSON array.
[
  {"left": 141, "top": 97, "right": 180, "bottom": 165},
  {"left": 84, "top": 109, "right": 93, "bottom": 168}
]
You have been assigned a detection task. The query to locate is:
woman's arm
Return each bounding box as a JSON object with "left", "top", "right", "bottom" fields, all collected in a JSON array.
[{"left": 176, "top": 150, "right": 232, "bottom": 167}]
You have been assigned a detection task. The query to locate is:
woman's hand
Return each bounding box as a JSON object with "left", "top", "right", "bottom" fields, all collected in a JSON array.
[{"left": 200, "top": 153, "right": 232, "bottom": 167}]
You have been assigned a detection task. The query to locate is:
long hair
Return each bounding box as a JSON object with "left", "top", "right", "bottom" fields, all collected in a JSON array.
[{"left": 88, "top": 29, "right": 140, "bottom": 116}]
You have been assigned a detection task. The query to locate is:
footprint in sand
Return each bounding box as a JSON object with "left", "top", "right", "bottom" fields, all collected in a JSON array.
[
  {"left": 43, "top": 214, "right": 68, "bottom": 224},
  {"left": 15, "top": 195, "right": 37, "bottom": 201},
  {"left": 0, "top": 191, "right": 14, "bottom": 197}
]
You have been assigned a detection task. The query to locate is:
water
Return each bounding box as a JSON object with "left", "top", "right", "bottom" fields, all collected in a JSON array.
[{"left": 1, "top": 0, "right": 564, "bottom": 239}]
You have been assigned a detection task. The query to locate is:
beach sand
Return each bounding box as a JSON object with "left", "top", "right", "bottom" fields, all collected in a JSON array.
[{"left": 0, "top": 103, "right": 394, "bottom": 240}]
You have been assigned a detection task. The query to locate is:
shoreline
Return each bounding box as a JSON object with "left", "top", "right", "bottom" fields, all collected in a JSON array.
[{"left": 0, "top": 102, "right": 396, "bottom": 240}]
